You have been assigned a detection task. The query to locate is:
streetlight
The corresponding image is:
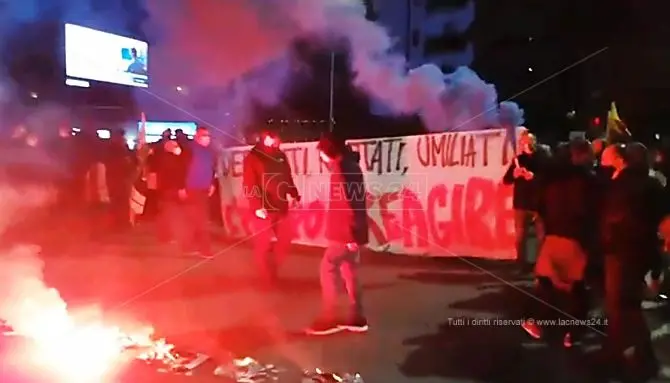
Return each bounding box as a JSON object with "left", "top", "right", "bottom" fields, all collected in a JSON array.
[{"left": 328, "top": 51, "right": 335, "bottom": 132}]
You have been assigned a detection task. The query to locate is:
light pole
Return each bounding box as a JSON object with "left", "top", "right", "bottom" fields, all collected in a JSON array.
[{"left": 328, "top": 51, "right": 335, "bottom": 132}]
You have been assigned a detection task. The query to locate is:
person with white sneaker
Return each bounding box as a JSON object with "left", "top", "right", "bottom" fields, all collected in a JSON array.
[{"left": 305, "top": 133, "right": 368, "bottom": 336}]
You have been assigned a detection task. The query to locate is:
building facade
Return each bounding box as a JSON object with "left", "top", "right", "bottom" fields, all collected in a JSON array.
[{"left": 367, "top": 0, "right": 475, "bottom": 72}]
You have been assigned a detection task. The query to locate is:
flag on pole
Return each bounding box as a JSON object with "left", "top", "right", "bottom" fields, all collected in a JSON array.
[
  {"left": 605, "top": 102, "right": 631, "bottom": 143},
  {"left": 138, "top": 112, "right": 147, "bottom": 150},
  {"left": 129, "top": 112, "right": 149, "bottom": 225}
]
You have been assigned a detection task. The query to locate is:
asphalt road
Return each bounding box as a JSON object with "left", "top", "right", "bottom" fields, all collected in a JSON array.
[{"left": 2, "top": 220, "right": 670, "bottom": 382}]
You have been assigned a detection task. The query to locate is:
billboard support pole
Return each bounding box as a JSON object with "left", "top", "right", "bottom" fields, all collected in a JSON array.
[{"left": 328, "top": 51, "right": 335, "bottom": 132}]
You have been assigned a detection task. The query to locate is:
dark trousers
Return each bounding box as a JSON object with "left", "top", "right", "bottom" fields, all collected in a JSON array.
[
  {"left": 603, "top": 255, "right": 655, "bottom": 366},
  {"left": 527, "top": 276, "right": 589, "bottom": 339},
  {"left": 321, "top": 243, "right": 363, "bottom": 320},
  {"left": 252, "top": 213, "right": 293, "bottom": 282},
  {"left": 157, "top": 191, "right": 184, "bottom": 243},
  {"left": 514, "top": 209, "right": 545, "bottom": 266},
  {"left": 183, "top": 189, "right": 212, "bottom": 254},
  {"left": 531, "top": 235, "right": 589, "bottom": 338},
  {"left": 107, "top": 182, "right": 130, "bottom": 230},
  {"left": 142, "top": 190, "right": 160, "bottom": 220}
]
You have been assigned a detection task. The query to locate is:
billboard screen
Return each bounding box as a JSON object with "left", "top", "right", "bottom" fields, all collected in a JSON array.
[
  {"left": 65, "top": 24, "right": 149, "bottom": 88},
  {"left": 139, "top": 121, "right": 197, "bottom": 143}
]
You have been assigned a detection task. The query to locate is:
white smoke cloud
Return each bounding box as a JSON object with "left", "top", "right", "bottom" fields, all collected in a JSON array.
[
  {"left": 0, "top": 185, "right": 56, "bottom": 333},
  {"left": 142, "top": 0, "right": 524, "bottom": 132},
  {"left": 0, "top": 0, "right": 524, "bottom": 135}
]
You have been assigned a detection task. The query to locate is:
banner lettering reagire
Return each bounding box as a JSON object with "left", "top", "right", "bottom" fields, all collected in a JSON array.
[{"left": 218, "top": 129, "right": 516, "bottom": 259}]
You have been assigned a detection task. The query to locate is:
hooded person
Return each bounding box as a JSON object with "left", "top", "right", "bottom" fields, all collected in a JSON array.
[
  {"left": 242, "top": 129, "right": 301, "bottom": 287},
  {"left": 154, "top": 140, "right": 188, "bottom": 244},
  {"left": 305, "top": 132, "right": 368, "bottom": 336},
  {"left": 521, "top": 138, "right": 598, "bottom": 347},
  {"left": 627, "top": 142, "right": 667, "bottom": 187},
  {"left": 174, "top": 129, "right": 190, "bottom": 149},
  {"left": 596, "top": 143, "right": 669, "bottom": 380},
  {"left": 144, "top": 129, "right": 173, "bottom": 219}
]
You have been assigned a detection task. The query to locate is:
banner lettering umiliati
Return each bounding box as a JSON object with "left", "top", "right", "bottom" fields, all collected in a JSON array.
[{"left": 218, "top": 129, "right": 516, "bottom": 259}]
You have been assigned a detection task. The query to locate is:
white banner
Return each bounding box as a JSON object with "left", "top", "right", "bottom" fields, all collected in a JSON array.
[{"left": 218, "top": 129, "right": 517, "bottom": 259}]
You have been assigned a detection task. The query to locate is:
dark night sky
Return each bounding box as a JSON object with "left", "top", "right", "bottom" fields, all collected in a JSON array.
[
  {"left": 471, "top": 0, "right": 670, "bottom": 141},
  {"left": 3, "top": 0, "right": 670, "bottom": 143}
]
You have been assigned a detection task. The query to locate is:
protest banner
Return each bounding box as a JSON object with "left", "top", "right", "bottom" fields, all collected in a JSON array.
[{"left": 218, "top": 128, "right": 516, "bottom": 259}]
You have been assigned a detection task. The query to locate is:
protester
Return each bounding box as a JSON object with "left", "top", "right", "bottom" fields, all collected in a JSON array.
[
  {"left": 596, "top": 143, "right": 668, "bottom": 380},
  {"left": 155, "top": 140, "right": 188, "bottom": 244},
  {"left": 521, "top": 138, "right": 598, "bottom": 347},
  {"left": 553, "top": 141, "right": 570, "bottom": 164},
  {"left": 242, "top": 130, "right": 300, "bottom": 287},
  {"left": 502, "top": 130, "right": 546, "bottom": 273},
  {"left": 47, "top": 125, "right": 81, "bottom": 208},
  {"left": 144, "top": 129, "right": 173, "bottom": 219},
  {"left": 305, "top": 132, "right": 368, "bottom": 335},
  {"left": 175, "top": 129, "right": 190, "bottom": 148},
  {"left": 591, "top": 138, "right": 606, "bottom": 164},
  {"left": 180, "top": 126, "right": 216, "bottom": 258},
  {"left": 103, "top": 129, "right": 135, "bottom": 231},
  {"left": 650, "top": 148, "right": 668, "bottom": 186},
  {"left": 156, "top": 129, "right": 172, "bottom": 147},
  {"left": 5, "top": 129, "right": 57, "bottom": 186},
  {"left": 626, "top": 142, "right": 668, "bottom": 189}
]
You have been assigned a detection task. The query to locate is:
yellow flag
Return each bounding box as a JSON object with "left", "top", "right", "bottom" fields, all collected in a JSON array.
[
  {"left": 606, "top": 102, "right": 630, "bottom": 143},
  {"left": 608, "top": 102, "right": 621, "bottom": 121}
]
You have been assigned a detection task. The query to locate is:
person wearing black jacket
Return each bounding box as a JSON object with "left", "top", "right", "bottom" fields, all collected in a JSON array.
[
  {"left": 521, "top": 138, "right": 598, "bottom": 347},
  {"left": 243, "top": 131, "right": 300, "bottom": 287},
  {"left": 47, "top": 126, "right": 80, "bottom": 209},
  {"left": 144, "top": 129, "right": 173, "bottom": 219},
  {"left": 597, "top": 143, "right": 669, "bottom": 380},
  {"left": 623, "top": 142, "right": 666, "bottom": 288},
  {"left": 104, "top": 129, "right": 135, "bottom": 231},
  {"left": 502, "top": 132, "right": 546, "bottom": 272},
  {"left": 155, "top": 140, "right": 188, "bottom": 244},
  {"left": 305, "top": 133, "right": 368, "bottom": 336}
]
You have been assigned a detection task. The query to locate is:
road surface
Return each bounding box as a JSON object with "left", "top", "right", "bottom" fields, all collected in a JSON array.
[{"left": 2, "top": 223, "right": 670, "bottom": 382}]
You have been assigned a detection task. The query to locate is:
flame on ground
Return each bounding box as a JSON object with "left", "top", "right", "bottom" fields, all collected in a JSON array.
[{"left": 6, "top": 310, "right": 156, "bottom": 382}]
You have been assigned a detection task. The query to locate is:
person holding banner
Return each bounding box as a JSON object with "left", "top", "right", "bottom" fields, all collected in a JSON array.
[
  {"left": 243, "top": 130, "right": 300, "bottom": 288},
  {"left": 502, "top": 131, "right": 546, "bottom": 273},
  {"left": 305, "top": 133, "right": 368, "bottom": 336}
]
